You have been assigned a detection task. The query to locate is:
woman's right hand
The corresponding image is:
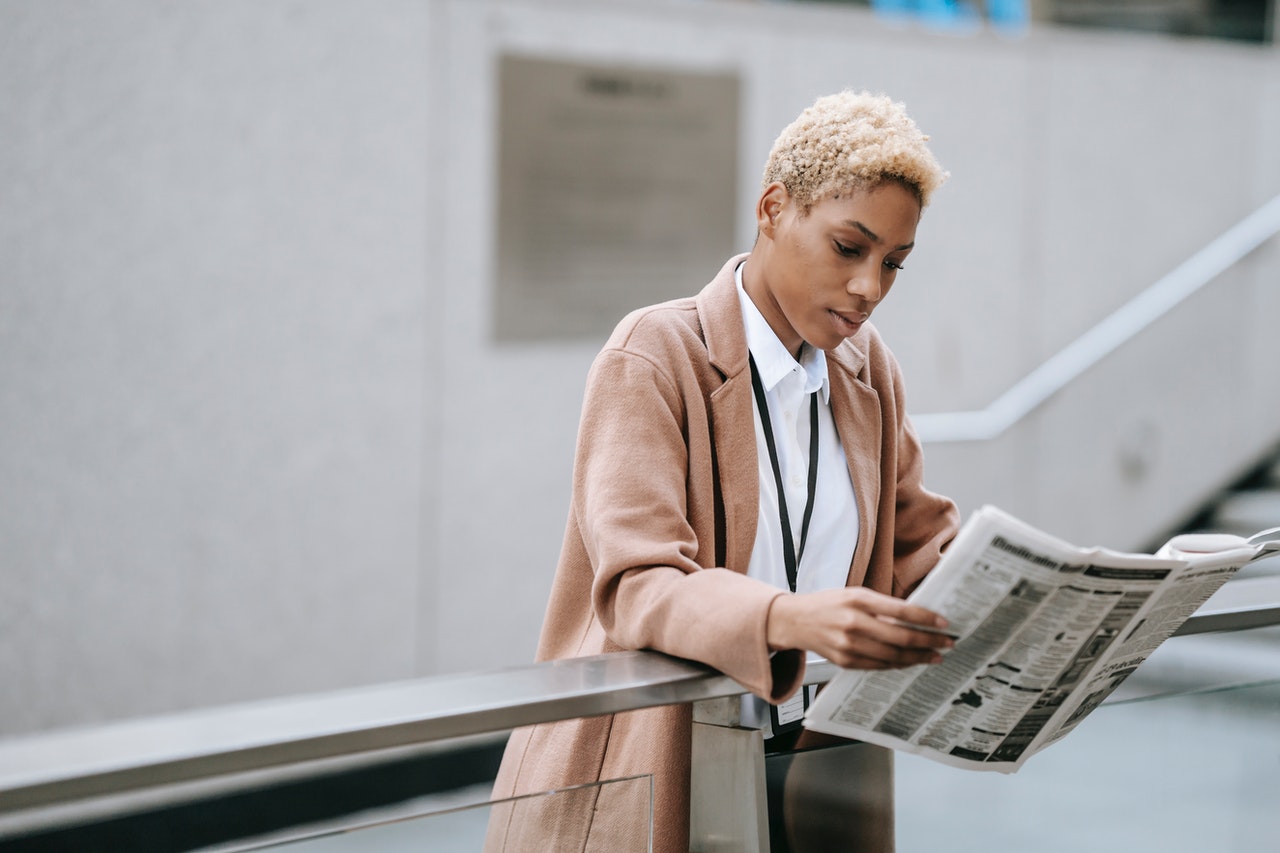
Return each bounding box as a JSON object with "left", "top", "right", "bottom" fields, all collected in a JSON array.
[{"left": 766, "top": 586, "right": 953, "bottom": 670}]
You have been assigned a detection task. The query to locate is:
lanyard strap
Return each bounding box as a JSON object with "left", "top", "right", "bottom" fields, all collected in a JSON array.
[{"left": 748, "top": 354, "right": 819, "bottom": 594}]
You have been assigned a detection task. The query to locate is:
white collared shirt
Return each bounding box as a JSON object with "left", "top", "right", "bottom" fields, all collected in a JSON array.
[
  {"left": 736, "top": 261, "right": 860, "bottom": 733},
  {"left": 735, "top": 263, "right": 859, "bottom": 594}
]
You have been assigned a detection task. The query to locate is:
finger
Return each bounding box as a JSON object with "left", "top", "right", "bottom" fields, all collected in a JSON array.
[
  {"left": 830, "top": 652, "right": 898, "bottom": 670},
  {"left": 866, "top": 639, "right": 945, "bottom": 666},
  {"left": 843, "top": 608, "right": 954, "bottom": 650},
  {"left": 884, "top": 601, "right": 952, "bottom": 632},
  {"left": 830, "top": 643, "right": 943, "bottom": 670},
  {"left": 830, "top": 625, "right": 947, "bottom": 667},
  {"left": 843, "top": 589, "right": 951, "bottom": 632},
  {"left": 873, "top": 617, "right": 958, "bottom": 649}
]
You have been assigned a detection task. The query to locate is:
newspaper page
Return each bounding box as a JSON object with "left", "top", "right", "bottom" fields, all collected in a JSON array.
[
  {"left": 1029, "top": 535, "right": 1260, "bottom": 752},
  {"left": 803, "top": 505, "right": 1271, "bottom": 773}
]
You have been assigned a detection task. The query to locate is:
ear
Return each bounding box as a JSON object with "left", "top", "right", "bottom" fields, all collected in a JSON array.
[{"left": 755, "top": 182, "right": 790, "bottom": 239}]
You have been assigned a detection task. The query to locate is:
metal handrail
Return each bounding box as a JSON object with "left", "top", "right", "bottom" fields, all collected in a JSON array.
[
  {"left": 912, "top": 193, "right": 1280, "bottom": 443},
  {"left": 2, "top": 576, "right": 1278, "bottom": 837}
]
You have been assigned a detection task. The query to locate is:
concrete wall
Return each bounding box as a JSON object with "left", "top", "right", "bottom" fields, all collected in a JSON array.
[
  {"left": 2, "top": 0, "right": 1278, "bottom": 736},
  {"left": 1, "top": 0, "right": 435, "bottom": 734}
]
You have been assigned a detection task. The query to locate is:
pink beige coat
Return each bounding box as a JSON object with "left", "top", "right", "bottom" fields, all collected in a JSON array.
[{"left": 486, "top": 255, "right": 959, "bottom": 852}]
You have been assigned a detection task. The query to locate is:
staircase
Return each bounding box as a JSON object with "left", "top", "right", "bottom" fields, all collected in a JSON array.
[
  {"left": 1118, "top": 447, "right": 1280, "bottom": 700},
  {"left": 1187, "top": 448, "right": 1280, "bottom": 578}
]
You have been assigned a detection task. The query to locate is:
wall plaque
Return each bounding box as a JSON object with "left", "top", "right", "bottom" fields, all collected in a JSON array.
[{"left": 494, "top": 54, "right": 740, "bottom": 342}]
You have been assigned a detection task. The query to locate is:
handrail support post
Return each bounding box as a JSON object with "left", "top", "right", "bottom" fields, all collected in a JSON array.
[{"left": 689, "top": 698, "right": 770, "bottom": 852}]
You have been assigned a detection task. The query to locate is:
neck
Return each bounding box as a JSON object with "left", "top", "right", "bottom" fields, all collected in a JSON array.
[{"left": 741, "top": 259, "right": 804, "bottom": 359}]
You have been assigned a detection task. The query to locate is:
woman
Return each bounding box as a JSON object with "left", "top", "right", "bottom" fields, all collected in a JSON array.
[{"left": 486, "top": 90, "right": 961, "bottom": 853}]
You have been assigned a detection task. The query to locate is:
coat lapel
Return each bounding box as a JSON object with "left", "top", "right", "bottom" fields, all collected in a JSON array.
[
  {"left": 696, "top": 255, "right": 883, "bottom": 587},
  {"left": 827, "top": 340, "right": 881, "bottom": 587},
  {"left": 698, "top": 256, "right": 758, "bottom": 575}
]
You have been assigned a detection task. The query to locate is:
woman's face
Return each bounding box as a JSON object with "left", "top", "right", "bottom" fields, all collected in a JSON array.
[{"left": 748, "top": 181, "right": 921, "bottom": 357}]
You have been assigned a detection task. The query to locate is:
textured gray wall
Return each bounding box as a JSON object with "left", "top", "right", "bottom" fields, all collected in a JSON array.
[
  {"left": 1, "top": 0, "right": 435, "bottom": 734},
  {"left": 2, "top": 0, "right": 1278, "bottom": 736}
]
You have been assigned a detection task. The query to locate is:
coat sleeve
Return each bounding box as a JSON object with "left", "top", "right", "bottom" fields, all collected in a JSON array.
[{"left": 575, "top": 347, "right": 803, "bottom": 703}]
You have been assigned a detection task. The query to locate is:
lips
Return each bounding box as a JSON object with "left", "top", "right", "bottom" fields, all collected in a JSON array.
[{"left": 829, "top": 309, "right": 866, "bottom": 336}]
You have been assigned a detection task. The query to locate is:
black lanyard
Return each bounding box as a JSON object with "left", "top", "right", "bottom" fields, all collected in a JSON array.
[{"left": 748, "top": 354, "right": 819, "bottom": 594}]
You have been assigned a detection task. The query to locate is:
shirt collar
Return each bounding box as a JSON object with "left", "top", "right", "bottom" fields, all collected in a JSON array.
[{"left": 735, "top": 261, "right": 831, "bottom": 404}]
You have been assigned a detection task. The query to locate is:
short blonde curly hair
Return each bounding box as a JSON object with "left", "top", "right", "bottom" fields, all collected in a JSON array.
[{"left": 762, "top": 91, "right": 947, "bottom": 211}]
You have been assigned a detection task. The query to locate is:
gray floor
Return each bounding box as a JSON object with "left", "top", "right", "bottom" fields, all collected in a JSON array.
[{"left": 897, "top": 677, "right": 1280, "bottom": 852}]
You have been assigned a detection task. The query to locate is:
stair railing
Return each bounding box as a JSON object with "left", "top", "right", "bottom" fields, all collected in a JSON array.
[
  {"left": 2, "top": 578, "right": 1278, "bottom": 842},
  {"left": 912, "top": 193, "right": 1280, "bottom": 443}
]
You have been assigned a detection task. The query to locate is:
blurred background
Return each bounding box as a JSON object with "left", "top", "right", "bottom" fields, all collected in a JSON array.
[{"left": 2, "top": 0, "right": 1278, "bottom": 748}]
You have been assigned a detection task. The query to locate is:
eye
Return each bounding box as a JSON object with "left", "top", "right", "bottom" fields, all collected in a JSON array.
[
  {"left": 834, "top": 241, "right": 860, "bottom": 258},
  {"left": 883, "top": 259, "right": 906, "bottom": 271}
]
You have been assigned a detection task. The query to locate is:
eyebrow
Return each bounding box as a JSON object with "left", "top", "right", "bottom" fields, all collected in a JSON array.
[{"left": 845, "top": 220, "right": 914, "bottom": 251}]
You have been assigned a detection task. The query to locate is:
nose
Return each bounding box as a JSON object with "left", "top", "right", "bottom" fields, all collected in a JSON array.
[{"left": 846, "top": 268, "right": 882, "bottom": 304}]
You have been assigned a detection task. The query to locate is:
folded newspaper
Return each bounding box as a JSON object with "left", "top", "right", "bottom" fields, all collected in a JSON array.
[{"left": 803, "top": 505, "right": 1280, "bottom": 773}]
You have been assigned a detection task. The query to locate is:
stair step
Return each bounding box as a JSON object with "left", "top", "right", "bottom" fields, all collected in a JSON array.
[
  {"left": 1236, "top": 552, "right": 1280, "bottom": 580},
  {"left": 1116, "top": 625, "right": 1280, "bottom": 701},
  {"left": 1208, "top": 489, "right": 1280, "bottom": 537}
]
